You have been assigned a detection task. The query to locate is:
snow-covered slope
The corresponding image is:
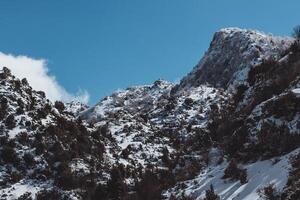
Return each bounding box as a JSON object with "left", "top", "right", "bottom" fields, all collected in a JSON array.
[
  {"left": 65, "top": 101, "right": 89, "bottom": 116},
  {"left": 165, "top": 148, "right": 300, "bottom": 200},
  {"left": 80, "top": 80, "right": 227, "bottom": 169}
]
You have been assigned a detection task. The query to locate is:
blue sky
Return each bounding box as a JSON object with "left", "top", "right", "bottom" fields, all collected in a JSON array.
[{"left": 0, "top": 0, "right": 299, "bottom": 104}]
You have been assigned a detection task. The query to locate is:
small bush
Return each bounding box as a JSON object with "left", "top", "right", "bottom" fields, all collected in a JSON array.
[
  {"left": 239, "top": 169, "right": 248, "bottom": 184},
  {"left": 33, "top": 137, "right": 46, "bottom": 155},
  {"left": 16, "top": 132, "right": 29, "bottom": 146},
  {"left": 54, "top": 162, "right": 78, "bottom": 190},
  {"left": 135, "top": 169, "right": 165, "bottom": 200},
  {"left": 21, "top": 78, "right": 28, "bottom": 86},
  {"left": 92, "top": 183, "right": 108, "bottom": 200},
  {"left": 258, "top": 183, "right": 280, "bottom": 200},
  {"left": 223, "top": 159, "right": 247, "bottom": 184},
  {"left": 23, "top": 153, "right": 35, "bottom": 166},
  {"left": 169, "top": 194, "right": 195, "bottom": 200},
  {"left": 24, "top": 121, "right": 31, "bottom": 127},
  {"left": 36, "top": 91, "right": 46, "bottom": 98},
  {"left": 1, "top": 146, "right": 19, "bottom": 164},
  {"left": 203, "top": 184, "right": 220, "bottom": 200},
  {"left": 289, "top": 40, "right": 300, "bottom": 53},
  {"left": 17, "top": 192, "right": 32, "bottom": 200},
  {"left": 233, "top": 84, "right": 248, "bottom": 105},
  {"left": 10, "top": 171, "right": 23, "bottom": 183},
  {"left": 106, "top": 166, "right": 128, "bottom": 200},
  {"left": 247, "top": 58, "right": 277, "bottom": 86},
  {"left": 54, "top": 101, "right": 65, "bottom": 112},
  {"left": 1, "top": 67, "right": 11, "bottom": 79},
  {"left": 121, "top": 146, "right": 131, "bottom": 159},
  {"left": 5, "top": 114, "right": 16, "bottom": 129},
  {"left": 14, "top": 79, "right": 21, "bottom": 91},
  {"left": 16, "top": 107, "right": 24, "bottom": 115},
  {"left": 184, "top": 98, "right": 194, "bottom": 107},
  {"left": 36, "top": 189, "right": 68, "bottom": 200},
  {"left": 0, "top": 97, "right": 8, "bottom": 120}
]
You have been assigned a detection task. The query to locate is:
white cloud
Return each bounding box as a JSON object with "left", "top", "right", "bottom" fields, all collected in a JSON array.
[{"left": 0, "top": 52, "right": 89, "bottom": 104}]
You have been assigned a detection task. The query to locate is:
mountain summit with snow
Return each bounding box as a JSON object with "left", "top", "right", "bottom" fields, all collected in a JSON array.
[
  {"left": 0, "top": 28, "right": 300, "bottom": 200},
  {"left": 179, "top": 28, "right": 292, "bottom": 90}
]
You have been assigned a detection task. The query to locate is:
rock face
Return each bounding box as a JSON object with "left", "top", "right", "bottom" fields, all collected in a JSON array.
[
  {"left": 178, "top": 28, "right": 292, "bottom": 90},
  {"left": 65, "top": 101, "right": 89, "bottom": 116},
  {"left": 0, "top": 28, "right": 300, "bottom": 200}
]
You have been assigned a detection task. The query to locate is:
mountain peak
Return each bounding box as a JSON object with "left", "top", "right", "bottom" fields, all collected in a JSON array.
[
  {"left": 178, "top": 27, "right": 293, "bottom": 90},
  {"left": 218, "top": 27, "right": 268, "bottom": 35}
]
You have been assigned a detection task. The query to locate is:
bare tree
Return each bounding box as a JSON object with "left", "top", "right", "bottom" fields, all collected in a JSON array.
[{"left": 292, "top": 25, "right": 300, "bottom": 39}]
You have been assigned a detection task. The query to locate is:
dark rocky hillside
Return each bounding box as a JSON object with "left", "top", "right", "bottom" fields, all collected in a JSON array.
[{"left": 0, "top": 67, "right": 111, "bottom": 199}]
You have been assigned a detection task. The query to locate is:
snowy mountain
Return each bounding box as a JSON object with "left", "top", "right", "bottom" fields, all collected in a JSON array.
[
  {"left": 0, "top": 27, "right": 300, "bottom": 200},
  {"left": 178, "top": 28, "right": 293, "bottom": 90}
]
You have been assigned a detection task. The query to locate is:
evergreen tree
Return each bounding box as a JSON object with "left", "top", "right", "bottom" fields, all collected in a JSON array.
[
  {"left": 292, "top": 25, "right": 300, "bottom": 39},
  {"left": 136, "top": 170, "right": 162, "bottom": 200},
  {"left": 203, "top": 184, "right": 220, "bottom": 200},
  {"left": 107, "top": 166, "right": 127, "bottom": 200}
]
